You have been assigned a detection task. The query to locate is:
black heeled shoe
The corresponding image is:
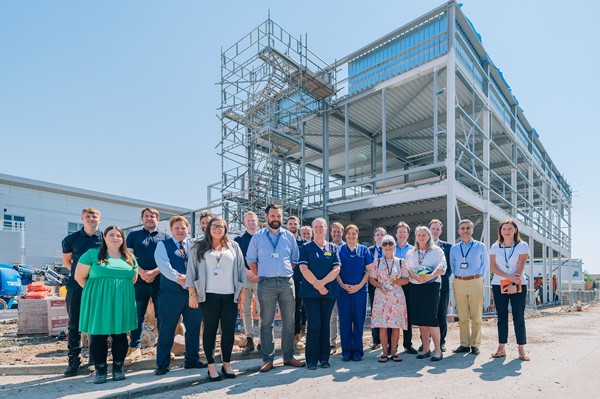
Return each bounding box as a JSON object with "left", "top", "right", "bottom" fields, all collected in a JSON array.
[
  {"left": 207, "top": 370, "right": 222, "bottom": 382},
  {"left": 221, "top": 366, "right": 236, "bottom": 379}
]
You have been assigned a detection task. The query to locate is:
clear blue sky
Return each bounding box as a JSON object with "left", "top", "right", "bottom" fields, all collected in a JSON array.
[{"left": 1, "top": 1, "right": 598, "bottom": 272}]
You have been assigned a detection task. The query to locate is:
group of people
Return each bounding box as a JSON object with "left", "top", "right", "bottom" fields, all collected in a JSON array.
[{"left": 61, "top": 204, "right": 531, "bottom": 384}]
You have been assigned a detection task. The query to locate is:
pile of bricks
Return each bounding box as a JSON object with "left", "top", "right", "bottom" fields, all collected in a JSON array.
[{"left": 17, "top": 297, "right": 68, "bottom": 336}]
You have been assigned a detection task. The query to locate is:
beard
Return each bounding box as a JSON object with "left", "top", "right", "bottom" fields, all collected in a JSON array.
[
  {"left": 268, "top": 220, "right": 281, "bottom": 229},
  {"left": 287, "top": 226, "right": 298, "bottom": 234}
]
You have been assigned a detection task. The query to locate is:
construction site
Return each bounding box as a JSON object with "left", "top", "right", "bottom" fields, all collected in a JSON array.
[{"left": 212, "top": 0, "right": 574, "bottom": 309}]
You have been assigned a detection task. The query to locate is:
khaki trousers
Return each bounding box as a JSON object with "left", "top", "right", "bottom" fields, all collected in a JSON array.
[{"left": 452, "top": 277, "right": 484, "bottom": 347}]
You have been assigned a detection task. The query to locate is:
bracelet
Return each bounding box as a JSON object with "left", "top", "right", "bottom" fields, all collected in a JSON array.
[{"left": 189, "top": 293, "right": 197, "bottom": 297}]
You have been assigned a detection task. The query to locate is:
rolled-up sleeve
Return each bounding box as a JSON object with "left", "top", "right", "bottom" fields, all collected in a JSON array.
[
  {"left": 154, "top": 241, "right": 180, "bottom": 282},
  {"left": 246, "top": 234, "right": 259, "bottom": 264}
]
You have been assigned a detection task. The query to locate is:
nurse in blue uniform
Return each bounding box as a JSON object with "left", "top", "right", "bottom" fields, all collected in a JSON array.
[
  {"left": 299, "top": 217, "right": 341, "bottom": 370},
  {"left": 336, "top": 224, "right": 373, "bottom": 361}
]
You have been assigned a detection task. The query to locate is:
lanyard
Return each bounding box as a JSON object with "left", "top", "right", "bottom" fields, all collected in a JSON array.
[
  {"left": 266, "top": 231, "right": 281, "bottom": 252},
  {"left": 503, "top": 242, "right": 517, "bottom": 270},
  {"left": 383, "top": 257, "right": 394, "bottom": 276},
  {"left": 417, "top": 249, "right": 429, "bottom": 265},
  {"left": 345, "top": 245, "right": 358, "bottom": 258},
  {"left": 459, "top": 241, "right": 474, "bottom": 261},
  {"left": 376, "top": 246, "right": 383, "bottom": 258}
]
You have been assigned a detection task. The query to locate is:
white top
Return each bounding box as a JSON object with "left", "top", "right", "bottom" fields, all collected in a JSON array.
[
  {"left": 489, "top": 241, "right": 530, "bottom": 285},
  {"left": 205, "top": 248, "right": 235, "bottom": 294},
  {"left": 404, "top": 246, "right": 446, "bottom": 285}
]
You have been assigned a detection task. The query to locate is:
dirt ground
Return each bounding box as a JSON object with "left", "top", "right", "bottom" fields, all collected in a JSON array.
[{"left": 0, "top": 305, "right": 566, "bottom": 366}]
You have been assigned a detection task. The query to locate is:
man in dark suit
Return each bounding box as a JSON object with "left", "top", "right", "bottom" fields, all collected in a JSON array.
[{"left": 429, "top": 219, "right": 452, "bottom": 352}]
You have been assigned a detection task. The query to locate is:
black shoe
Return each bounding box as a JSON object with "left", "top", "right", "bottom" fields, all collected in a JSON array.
[
  {"left": 418, "top": 344, "right": 423, "bottom": 352},
  {"left": 184, "top": 361, "right": 208, "bottom": 369},
  {"left": 416, "top": 351, "right": 431, "bottom": 359},
  {"left": 93, "top": 363, "right": 107, "bottom": 384},
  {"left": 243, "top": 337, "right": 255, "bottom": 354},
  {"left": 112, "top": 361, "right": 126, "bottom": 381},
  {"left": 207, "top": 370, "right": 222, "bottom": 382},
  {"left": 404, "top": 346, "right": 418, "bottom": 355},
  {"left": 63, "top": 356, "right": 81, "bottom": 377},
  {"left": 154, "top": 367, "right": 169, "bottom": 376},
  {"left": 453, "top": 345, "right": 471, "bottom": 353},
  {"left": 431, "top": 353, "right": 444, "bottom": 362},
  {"left": 470, "top": 347, "right": 480, "bottom": 355},
  {"left": 307, "top": 364, "right": 318, "bottom": 370},
  {"left": 221, "top": 366, "right": 236, "bottom": 379},
  {"left": 342, "top": 356, "right": 352, "bottom": 362},
  {"left": 320, "top": 361, "right": 331, "bottom": 368},
  {"left": 441, "top": 343, "right": 446, "bottom": 352}
]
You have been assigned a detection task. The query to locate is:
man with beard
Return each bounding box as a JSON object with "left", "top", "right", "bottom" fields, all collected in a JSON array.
[
  {"left": 329, "top": 222, "right": 344, "bottom": 354},
  {"left": 247, "top": 204, "right": 305, "bottom": 372}
]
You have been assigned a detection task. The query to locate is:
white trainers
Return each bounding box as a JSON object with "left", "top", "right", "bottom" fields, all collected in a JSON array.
[{"left": 124, "top": 347, "right": 142, "bottom": 366}]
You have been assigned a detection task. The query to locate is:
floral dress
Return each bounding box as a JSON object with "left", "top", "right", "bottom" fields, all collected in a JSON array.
[{"left": 369, "top": 256, "right": 408, "bottom": 329}]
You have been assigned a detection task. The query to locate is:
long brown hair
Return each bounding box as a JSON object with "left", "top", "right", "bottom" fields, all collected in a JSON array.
[
  {"left": 194, "top": 217, "right": 231, "bottom": 261},
  {"left": 98, "top": 226, "right": 136, "bottom": 268},
  {"left": 496, "top": 219, "right": 521, "bottom": 244}
]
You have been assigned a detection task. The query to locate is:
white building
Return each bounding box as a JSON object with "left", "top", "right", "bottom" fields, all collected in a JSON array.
[{"left": 0, "top": 173, "right": 191, "bottom": 267}]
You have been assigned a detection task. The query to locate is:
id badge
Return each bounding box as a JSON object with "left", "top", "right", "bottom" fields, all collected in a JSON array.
[
  {"left": 324, "top": 251, "right": 332, "bottom": 257},
  {"left": 213, "top": 267, "right": 224, "bottom": 276},
  {"left": 460, "top": 262, "right": 468, "bottom": 269},
  {"left": 271, "top": 252, "right": 280, "bottom": 259}
]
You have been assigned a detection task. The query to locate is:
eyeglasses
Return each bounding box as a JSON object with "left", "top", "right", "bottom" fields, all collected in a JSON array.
[
  {"left": 211, "top": 225, "right": 225, "bottom": 230},
  {"left": 381, "top": 242, "right": 395, "bottom": 247}
]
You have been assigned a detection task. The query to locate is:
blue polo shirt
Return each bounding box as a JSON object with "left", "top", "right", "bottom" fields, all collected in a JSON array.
[
  {"left": 395, "top": 243, "right": 413, "bottom": 259},
  {"left": 62, "top": 228, "right": 103, "bottom": 288},
  {"left": 126, "top": 228, "right": 168, "bottom": 270},
  {"left": 450, "top": 239, "right": 489, "bottom": 277},
  {"left": 298, "top": 241, "right": 340, "bottom": 299},
  {"left": 246, "top": 227, "right": 299, "bottom": 278},
  {"left": 338, "top": 243, "right": 374, "bottom": 292}
]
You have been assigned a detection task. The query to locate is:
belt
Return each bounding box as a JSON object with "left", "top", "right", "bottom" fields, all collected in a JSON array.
[{"left": 454, "top": 274, "right": 482, "bottom": 281}]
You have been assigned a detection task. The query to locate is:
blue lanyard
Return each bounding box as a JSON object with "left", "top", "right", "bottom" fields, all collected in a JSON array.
[
  {"left": 266, "top": 231, "right": 281, "bottom": 252},
  {"left": 377, "top": 246, "right": 383, "bottom": 258},
  {"left": 459, "top": 241, "right": 474, "bottom": 261},
  {"left": 503, "top": 242, "right": 517, "bottom": 269}
]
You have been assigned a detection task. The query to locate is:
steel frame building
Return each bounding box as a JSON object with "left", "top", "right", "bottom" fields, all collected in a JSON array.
[{"left": 218, "top": 1, "right": 572, "bottom": 306}]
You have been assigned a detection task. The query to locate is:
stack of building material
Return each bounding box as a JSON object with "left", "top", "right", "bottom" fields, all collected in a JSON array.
[{"left": 17, "top": 297, "right": 68, "bottom": 336}]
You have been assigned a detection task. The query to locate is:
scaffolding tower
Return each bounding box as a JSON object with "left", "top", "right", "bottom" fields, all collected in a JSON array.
[{"left": 219, "top": 18, "right": 335, "bottom": 229}]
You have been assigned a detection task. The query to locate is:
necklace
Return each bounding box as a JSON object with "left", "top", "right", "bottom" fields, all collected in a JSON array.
[
  {"left": 417, "top": 249, "right": 429, "bottom": 265},
  {"left": 345, "top": 245, "right": 358, "bottom": 258}
]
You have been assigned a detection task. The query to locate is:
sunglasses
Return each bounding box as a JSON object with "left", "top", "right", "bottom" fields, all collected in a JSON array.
[{"left": 381, "top": 242, "right": 395, "bottom": 247}]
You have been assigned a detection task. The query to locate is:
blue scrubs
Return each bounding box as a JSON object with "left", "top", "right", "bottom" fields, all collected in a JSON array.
[
  {"left": 299, "top": 241, "right": 340, "bottom": 367},
  {"left": 337, "top": 244, "right": 373, "bottom": 360}
]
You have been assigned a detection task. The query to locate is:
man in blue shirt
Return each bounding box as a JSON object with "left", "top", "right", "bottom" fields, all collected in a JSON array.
[
  {"left": 328, "top": 221, "right": 344, "bottom": 355},
  {"left": 394, "top": 221, "right": 417, "bottom": 354},
  {"left": 449, "top": 219, "right": 489, "bottom": 356},
  {"left": 153, "top": 216, "right": 205, "bottom": 375},
  {"left": 247, "top": 204, "right": 305, "bottom": 372},
  {"left": 61, "top": 207, "right": 103, "bottom": 377},
  {"left": 125, "top": 207, "right": 168, "bottom": 366}
]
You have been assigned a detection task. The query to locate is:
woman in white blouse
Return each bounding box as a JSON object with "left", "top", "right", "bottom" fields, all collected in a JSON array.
[
  {"left": 489, "top": 219, "right": 530, "bottom": 361},
  {"left": 187, "top": 217, "right": 247, "bottom": 381},
  {"left": 404, "top": 226, "right": 447, "bottom": 362}
]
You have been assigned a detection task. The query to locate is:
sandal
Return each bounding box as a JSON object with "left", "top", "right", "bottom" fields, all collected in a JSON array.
[
  {"left": 378, "top": 355, "right": 389, "bottom": 363},
  {"left": 491, "top": 351, "right": 506, "bottom": 358},
  {"left": 518, "top": 354, "right": 530, "bottom": 361},
  {"left": 391, "top": 355, "right": 402, "bottom": 362}
]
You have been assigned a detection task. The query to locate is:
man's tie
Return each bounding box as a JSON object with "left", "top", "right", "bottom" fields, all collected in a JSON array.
[{"left": 179, "top": 241, "right": 187, "bottom": 259}]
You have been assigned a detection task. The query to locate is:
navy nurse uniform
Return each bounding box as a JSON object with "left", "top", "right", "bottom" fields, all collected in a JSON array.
[
  {"left": 299, "top": 241, "right": 340, "bottom": 368},
  {"left": 337, "top": 243, "right": 373, "bottom": 361}
]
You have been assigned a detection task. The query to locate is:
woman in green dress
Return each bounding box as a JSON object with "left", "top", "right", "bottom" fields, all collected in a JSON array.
[{"left": 75, "top": 225, "right": 138, "bottom": 384}]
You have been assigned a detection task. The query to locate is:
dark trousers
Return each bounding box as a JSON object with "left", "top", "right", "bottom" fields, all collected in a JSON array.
[
  {"left": 303, "top": 297, "right": 336, "bottom": 366},
  {"left": 130, "top": 278, "right": 160, "bottom": 348},
  {"left": 368, "top": 283, "right": 380, "bottom": 344},
  {"left": 492, "top": 284, "right": 527, "bottom": 345},
  {"left": 338, "top": 290, "right": 367, "bottom": 359},
  {"left": 438, "top": 289, "right": 450, "bottom": 345},
  {"left": 402, "top": 283, "right": 413, "bottom": 348},
  {"left": 66, "top": 284, "right": 83, "bottom": 358},
  {"left": 294, "top": 280, "right": 304, "bottom": 334},
  {"left": 199, "top": 293, "right": 237, "bottom": 364},
  {"left": 90, "top": 333, "right": 128, "bottom": 365},
  {"left": 156, "top": 288, "right": 202, "bottom": 369}
]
